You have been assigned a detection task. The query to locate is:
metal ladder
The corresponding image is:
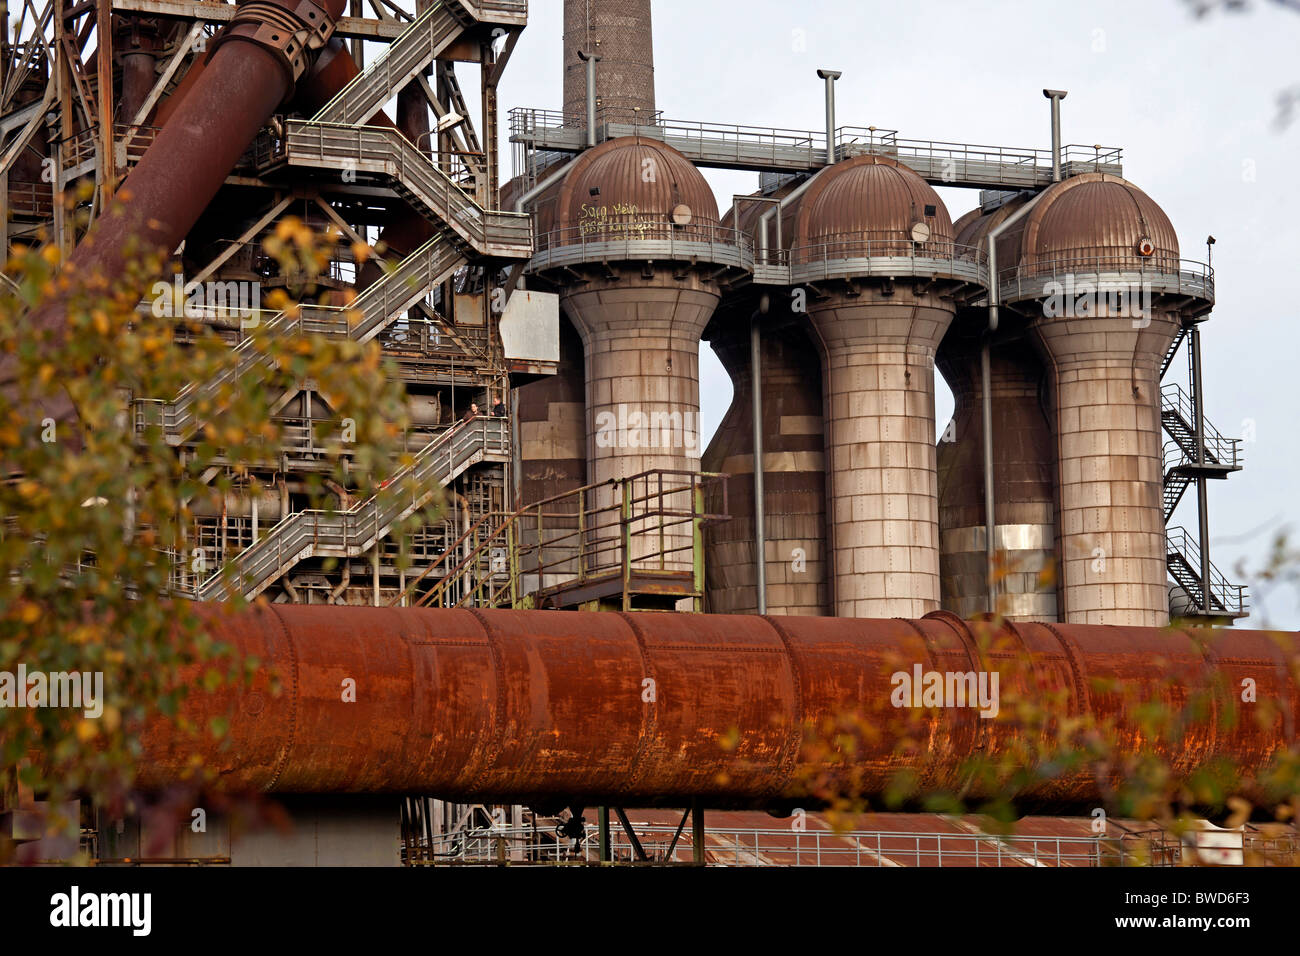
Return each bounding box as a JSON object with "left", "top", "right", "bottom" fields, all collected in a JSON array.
[
  {"left": 196, "top": 414, "right": 511, "bottom": 602},
  {"left": 134, "top": 236, "right": 467, "bottom": 445}
]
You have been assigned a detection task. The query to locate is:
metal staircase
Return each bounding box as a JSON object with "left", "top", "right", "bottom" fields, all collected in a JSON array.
[
  {"left": 196, "top": 414, "right": 510, "bottom": 602},
  {"left": 1160, "top": 383, "right": 1241, "bottom": 474},
  {"left": 310, "top": 1, "right": 526, "bottom": 128},
  {"left": 1159, "top": 325, "right": 1188, "bottom": 379},
  {"left": 275, "top": 121, "right": 531, "bottom": 259},
  {"left": 1166, "top": 527, "right": 1247, "bottom": 618},
  {"left": 1159, "top": 329, "right": 1247, "bottom": 619},
  {"left": 134, "top": 236, "right": 467, "bottom": 445}
]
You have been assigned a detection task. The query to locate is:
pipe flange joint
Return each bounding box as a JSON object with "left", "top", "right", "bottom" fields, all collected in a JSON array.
[{"left": 207, "top": 0, "right": 337, "bottom": 95}]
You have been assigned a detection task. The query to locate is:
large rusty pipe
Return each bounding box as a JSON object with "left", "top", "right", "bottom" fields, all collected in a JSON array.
[
  {"left": 139, "top": 605, "right": 1300, "bottom": 811},
  {"left": 5, "top": 0, "right": 346, "bottom": 426}
]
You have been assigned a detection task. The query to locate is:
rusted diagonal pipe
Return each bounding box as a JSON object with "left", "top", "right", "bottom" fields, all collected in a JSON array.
[
  {"left": 139, "top": 605, "right": 1300, "bottom": 812},
  {"left": 4, "top": 0, "right": 346, "bottom": 428}
]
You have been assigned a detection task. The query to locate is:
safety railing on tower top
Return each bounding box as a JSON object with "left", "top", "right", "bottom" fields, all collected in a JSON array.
[
  {"left": 764, "top": 237, "right": 989, "bottom": 285},
  {"left": 394, "top": 469, "right": 728, "bottom": 611},
  {"left": 528, "top": 221, "right": 754, "bottom": 272},
  {"left": 997, "top": 251, "right": 1215, "bottom": 303}
]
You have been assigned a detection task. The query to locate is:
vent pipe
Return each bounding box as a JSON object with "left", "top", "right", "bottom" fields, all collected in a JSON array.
[
  {"left": 579, "top": 50, "right": 601, "bottom": 148},
  {"left": 1043, "top": 89, "right": 1067, "bottom": 182},
  {"left": 817, "top": 69, "right": 841, "bottom": 166}
]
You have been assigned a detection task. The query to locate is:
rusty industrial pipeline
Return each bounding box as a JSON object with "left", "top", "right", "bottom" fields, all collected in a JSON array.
[{"left": 137, "top": 604, "right": 1300, "bottom": 812}]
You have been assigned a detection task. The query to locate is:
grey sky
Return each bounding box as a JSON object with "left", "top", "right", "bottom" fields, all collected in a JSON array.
[{"left": 496, "top": 0, "right": 1300, "bottom": 628}]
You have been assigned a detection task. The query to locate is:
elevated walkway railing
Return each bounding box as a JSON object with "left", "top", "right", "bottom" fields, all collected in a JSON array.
[
  {"left": 133, "top": 235, "right": 467, "bottom": 443},
  {"left": 761, "top": 238, "right": 988, "bottom": 287},
  {"left": 394, "top": 469, "right": 727, "bottom": 611},
  {"left": 528, "top": 222, "right": 753, "bottom": 273},
  {"left": 414, "top": 823, "right": 1124, "bottom": 867},
  {"left": 275, "top": 120, "right": 532, "bottom": 258},
  {"left": 508, "top": 106, "right": 1124, "bottom": 186}
]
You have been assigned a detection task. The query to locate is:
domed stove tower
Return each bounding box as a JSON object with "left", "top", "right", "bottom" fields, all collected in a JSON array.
[
  {"left": 999, "top": 173, "right": 1210, "bottom": 625},
  {"left": 787, "top": 156, "right": 985, "bottom": 618},
  {"left": 531, "top": 136, "right": 746, "bottom": 576},
  {"left": 937, "top": 199, "right": 1059, "bottom": 621}
]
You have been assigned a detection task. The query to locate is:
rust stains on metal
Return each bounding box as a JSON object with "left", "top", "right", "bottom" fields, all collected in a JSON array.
[
  {"left": 138, "top": 604, "right": 1300, "bottom": 810},
  {"left": 553, "top": 135, "right": 720, "bottom": 241},
  {"left": 12, "top": 0, "right": 349, "bottom": 430}
]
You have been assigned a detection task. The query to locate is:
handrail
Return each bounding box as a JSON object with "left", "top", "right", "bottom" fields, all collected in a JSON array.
[
  {"left": 313, "top": 1, "right": 528, "bottom": 126},
  {"left": 133, "top": 235, "right": 466, "bottom": 440},
  {"left": 396, "top": 469, "right": 727, "bottom": 610},
  {"left": 997, "top": 250, "right": 1215, "bottom": 302},
  {"left": 281, "top": 120, "right": 532, "bottom": 255},
  {"left": 196, "top": 415, "right": 510, "bottom": 601},
  {"left": 1166, "top": 526, "right": 1249, "bottom": 615},
  {"left": 1160, "top": 383, "right": 1242, "bottom": 469},
  {"left": 529, "top": 221, "right": 751, "bottom": 271}
]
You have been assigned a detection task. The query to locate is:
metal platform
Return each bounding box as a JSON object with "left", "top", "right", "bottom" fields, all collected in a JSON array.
[{"left": 510, "top": 108, "right": 1124, "bottom": 189}]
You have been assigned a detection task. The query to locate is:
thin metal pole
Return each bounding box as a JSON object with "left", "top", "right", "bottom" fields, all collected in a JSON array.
[
  {"left": 981, "top": 336, "right": 996, "bottom": 614},
  {"left": 692, "top": 799, "right": 705, "bottom": 865},
  {"left": 1190, "top": 324, "right": 1212, "bottom": 613},
  {"left": 598, "top": 806, "right": 610, "bottom": 862},
  {"left": 1044, "top": 89, "right": 1068, "bottom": 183},
  {"left": 817, "top": 69, "right": 842, "bottom": 166},
  {"left": 751, "top": 311, "right": 767, "bottom": 614},
  {"left": 578, "top": 50, "right": 601, "bottom": 148}
]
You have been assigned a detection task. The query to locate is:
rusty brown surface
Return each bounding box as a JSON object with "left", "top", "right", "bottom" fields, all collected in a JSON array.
[
  {"left": 790, "top": 154, "right": 953, "bottom": 258},
  {"left": 6, "top": 0, "right": 348, "bottom": 432},
  {"left": 553, "top": 136, "right": 720, "bottom": 239},
  {"left": 138, "top": 604, "right": 1300, "bottom": 811},
  {"left": 1018, "top": 172, "right": 1181, "bottom": 272}
]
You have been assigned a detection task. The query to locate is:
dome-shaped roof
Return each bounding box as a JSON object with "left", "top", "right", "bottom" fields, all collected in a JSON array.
[
  {"left": 792, "top": 156, "right": 952, "bottom": 257},
  {"left": 1019, "top": 173, "right": 1179, "bottom": 272},
  {"left": 552, "top": 136, "right": 719, "bottom": 244},
  {"left": 952, "top": 195, "right": 1031, "bottom": 269}
]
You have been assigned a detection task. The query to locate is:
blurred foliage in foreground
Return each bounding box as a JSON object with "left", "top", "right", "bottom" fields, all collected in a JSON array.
[{"left": 1, "top": 204, "right": 435, "bottom": 863}]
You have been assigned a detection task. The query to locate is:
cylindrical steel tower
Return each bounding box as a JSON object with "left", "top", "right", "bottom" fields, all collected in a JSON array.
[
  {"left": 787, "top": 156, "right": 978, "bottom": 619},
  {"left": 702, "top": 302, "right": 829, "bottom": 616},
  {"left": 563, "top": 0, "right": 656, "bottom": 125},
  {"left": 532, "top": 136, "right": 741, "bottom": 573},
  {"left": 1000, "top": 173, "right": 1193, "bottom": 626},
  {"left": 937, "top": 201, "right": 1058, "bottom": 621}
]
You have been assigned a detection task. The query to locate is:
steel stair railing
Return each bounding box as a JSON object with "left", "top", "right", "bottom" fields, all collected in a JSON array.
[
  {"left": 311, "top": 1, "right": 528, "bottom": 127},
  {"left": 1159, "top": 382, "right": 1241, "bottom": 469},
  {"left": 1166, "top": 526, "right": 1249, "bottom": 617},
  {"left": 280, "top": 120, "right": 532, "bottom": 259},
  {"left": 134, "top": 236, "right": 467, "bottom": 445},
  {"left": 1160, "top": 325, "right": 1187, "bottom": 380},
  {"left": 1162, "top": 442, "right": 1194, "bottom": 522},
  {"left": 195, "top": 415, "right": 511, "bottom": 602}
]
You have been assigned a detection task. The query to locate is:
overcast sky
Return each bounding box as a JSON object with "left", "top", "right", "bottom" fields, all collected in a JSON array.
[{"left": 496, "top": 0, "right": 1300, "bottom": 628}]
